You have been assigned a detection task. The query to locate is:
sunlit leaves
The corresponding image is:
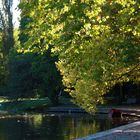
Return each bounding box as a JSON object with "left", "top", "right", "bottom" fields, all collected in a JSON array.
[{"left": 19, "top": 0, "right": 140, "bottom": 112}]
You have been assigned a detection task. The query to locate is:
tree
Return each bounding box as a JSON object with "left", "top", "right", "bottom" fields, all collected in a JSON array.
[
  {"left": 6, "top": 0, "right": 63, "bottom": 104},
  {"left": 8, "top": 46, "right": 62, "bottom": 104},
  {"left": 31, "top": 46, "right": 62, "bottom": 105},
  {"left": 0, "top": 0, "right": 14, "bottom": 55},
  {"left": 19, "top": 0, "right": 140, "bottom": 112},
  {"left": 7, "top": 51, "right": 35, "bottom": 98},
  {"left": 0, "top": 0, "right": 14, "bottom": 94}
]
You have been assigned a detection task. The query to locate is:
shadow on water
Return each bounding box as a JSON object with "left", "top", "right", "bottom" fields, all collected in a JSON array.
[{"left": 0, "top": 113, "right": 135, "bottom": 140}]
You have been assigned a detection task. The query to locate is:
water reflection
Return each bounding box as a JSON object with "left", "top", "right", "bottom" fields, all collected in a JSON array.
[{"left": 0, "top": 113, "right": 130, "bottom": 140}]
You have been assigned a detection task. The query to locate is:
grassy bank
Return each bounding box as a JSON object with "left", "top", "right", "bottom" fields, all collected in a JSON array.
[{"left": 0, "top": 97, "right": 52, "bottom": 113}]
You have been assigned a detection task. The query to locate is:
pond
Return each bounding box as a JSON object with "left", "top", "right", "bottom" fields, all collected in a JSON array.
[{"left": 0, "top": 113, "right": 133, "bottom": 140}]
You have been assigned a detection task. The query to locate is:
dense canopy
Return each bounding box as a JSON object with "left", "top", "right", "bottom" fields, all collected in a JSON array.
[
  {"left": 0, "top": 0, "right": 139, "bottom": 112},
  {"left": 18, "top": 0, "right": 140, "bottom": 112}
]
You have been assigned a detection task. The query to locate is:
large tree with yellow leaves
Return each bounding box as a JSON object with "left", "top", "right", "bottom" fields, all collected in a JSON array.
[{"left": 19, "top": 0, "right": 140, "bottom": 112}]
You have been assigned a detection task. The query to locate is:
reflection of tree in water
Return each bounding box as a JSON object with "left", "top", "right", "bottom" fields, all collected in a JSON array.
[
  {"left": 26, "top": 114, "right": 116, "bottom": 140},
  {"left": 0, "top": 117, "right": 30, "bottom": 140},
  {"left": 29, "top": 114, "right": 103, "bottom": 140},
  {"left": 21, "top": 115, "right": 64, "bottom": 140},
  {"left": 0, "top": 114, "right": 130, "bottom": 140},
  {"left": 55, "top": 115, "right": 102, "bottom": 140},
  {"left": 31, "top": 114, "right": 43, "bottom": 128},
  {"left": 42, "top": 116, "right": 64, "bottom": 140},
  {"left": 70, "top": 116, "right": 100, "bottom": 138}
]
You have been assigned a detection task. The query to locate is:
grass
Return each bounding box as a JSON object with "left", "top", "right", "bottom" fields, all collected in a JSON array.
[
  {"left": 0, "top": 96, "right": 9, "bottom": 103},
  {"left": 0, "top": 96, "right": 78, "bottom": 114},
  {"left": 0, "top": 97, "right": 52, "bottom": 113}
]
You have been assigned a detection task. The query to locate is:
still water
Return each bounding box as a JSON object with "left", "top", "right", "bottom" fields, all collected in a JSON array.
[{"left": 0, "top": 113, "right": 130, "bottom": 140}]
